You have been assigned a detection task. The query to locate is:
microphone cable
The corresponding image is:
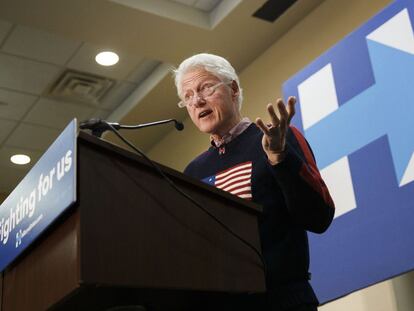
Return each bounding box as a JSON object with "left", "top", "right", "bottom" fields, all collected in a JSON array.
[{"left": 101, "top": 121, "right": 267, "bottom": 275}]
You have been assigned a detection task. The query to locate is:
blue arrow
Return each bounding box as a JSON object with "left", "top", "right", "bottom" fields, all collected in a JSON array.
[{"left": 305, "top": 40, "right": 414, "bottom": 185}]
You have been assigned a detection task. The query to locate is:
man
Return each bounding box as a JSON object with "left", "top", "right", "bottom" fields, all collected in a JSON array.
[{"left": 174, "top": 53, "right": 335, "bottom": 310}]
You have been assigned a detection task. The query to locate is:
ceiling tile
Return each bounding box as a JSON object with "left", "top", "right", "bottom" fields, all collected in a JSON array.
[
  {"left": 0, "top": 145, "right": 42, "bottom": 169},
  {"left": 125, "top": 59, "right": 161, "bottom": 84},
  {"left": 0, "top": 118, "right": 17, "bottom": 144},
  {"left": 23, "top": 97, "right": 95, "bottom": 129},
  {"left": 0, "top": 163, "right": 28, "bottom": 194},
  {"left": 0, "top": 53, "right": 62, "bottom": 95},
  {"left": 67, "top": 43, "right": 143, "bottom": 81},
  {"left": 99, "top": 81, "right": 137, "bottom": 110},
  {"left": 0, "top": 88, "right": 38, "bottom": 120},
  {"left": 0, "top": 19, "right": 13, "bottom": 46},
  {"left": 5, "top": 123, "right": 60, "bottom": 151},
  {"left": 2, "top": 25, "right": 82, "bottom": 65},
  {"left": 0, "top": 145, "right": 45, "bottom": 194}
]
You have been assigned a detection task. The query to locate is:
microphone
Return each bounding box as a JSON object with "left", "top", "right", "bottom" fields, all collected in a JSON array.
[
  {"left": 79, "top": 119, "right": 117, "bottom": 137},
  {"left": 174, "top": 120, "right": 184, "bottom": 131},
  {"left": 79, "top": 118, "right": 184, "bottom": 137}
]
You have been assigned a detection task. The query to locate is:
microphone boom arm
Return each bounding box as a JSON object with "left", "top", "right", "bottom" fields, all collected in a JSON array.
[{"left": 79, "top": 118, "right": 184, "bottom": 137}]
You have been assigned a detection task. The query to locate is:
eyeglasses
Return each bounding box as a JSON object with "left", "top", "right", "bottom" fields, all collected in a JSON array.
[{"left": 178, "top": 81, "right": 229, "bottom": 108}]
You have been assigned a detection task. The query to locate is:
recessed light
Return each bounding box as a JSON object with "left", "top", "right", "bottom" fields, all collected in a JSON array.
[
  {"left": 10, "top": 154, "right": 31, "bottom": 165},
  {"left": 95, "top": 51, "right": 119, "bottom": 66}
]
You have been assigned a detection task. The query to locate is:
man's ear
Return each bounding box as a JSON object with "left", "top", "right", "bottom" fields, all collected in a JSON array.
[{"left": 230, "top": 80, "right": 239, "bottom": 99}]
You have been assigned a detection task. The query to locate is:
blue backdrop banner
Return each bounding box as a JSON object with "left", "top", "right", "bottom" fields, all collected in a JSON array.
[
  {"left": 283, "top": 0, "right": 414, "bottom": 303},
  {"left": 0, "top": 119, "right": 77, "bottom": 272}
]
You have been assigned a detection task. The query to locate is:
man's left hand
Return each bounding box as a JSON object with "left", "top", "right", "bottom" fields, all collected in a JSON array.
[{"left": 256, "top": 96, "right": 296, "bottom": 165}]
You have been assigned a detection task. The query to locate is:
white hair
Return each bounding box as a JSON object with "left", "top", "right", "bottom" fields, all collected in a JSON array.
[{"left": 173, "top": 53, "right": 243, "bottom": 109}]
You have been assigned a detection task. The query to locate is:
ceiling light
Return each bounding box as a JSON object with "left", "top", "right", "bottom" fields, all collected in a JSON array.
[
  {"left": 95, "top": 51, "right": 119, "bottom": 66},
  {"left": 10, "top": 154, "right": 31, "bottom": 165}
]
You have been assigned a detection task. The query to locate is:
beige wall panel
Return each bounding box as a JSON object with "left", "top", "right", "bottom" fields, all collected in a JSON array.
[
  {"left": 148, "top": 121, "right": 207, "bottom": 171},
  {"left": 392, "top": 270, "right": 414, "bottom": 311},
  {"left": 319, "top": 280, "right": 397, "bottom": 311}
]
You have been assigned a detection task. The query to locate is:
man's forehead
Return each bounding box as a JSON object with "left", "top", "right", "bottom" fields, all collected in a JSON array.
[{"left": 181, "top": 69, "right": 220, "bottom": 87}]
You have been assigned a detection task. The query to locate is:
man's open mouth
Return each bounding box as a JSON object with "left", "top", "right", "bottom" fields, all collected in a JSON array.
[{"left": 199, "top": 110, "right": 212, "bottom": 119}]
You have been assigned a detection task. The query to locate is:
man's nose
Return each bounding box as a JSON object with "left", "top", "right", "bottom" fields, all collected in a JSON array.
[{"left": 192, "top": 94, "right": 206, "bottom": 108}]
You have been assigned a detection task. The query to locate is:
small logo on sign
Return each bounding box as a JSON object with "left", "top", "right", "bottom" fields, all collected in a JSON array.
[{"left": 15, "top": 230, "right": 23, "bottom": 248}]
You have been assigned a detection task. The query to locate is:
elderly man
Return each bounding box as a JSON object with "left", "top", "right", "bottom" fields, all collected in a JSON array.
[{"left": 174, "top": 53, "right": 335, "bottom": 311}]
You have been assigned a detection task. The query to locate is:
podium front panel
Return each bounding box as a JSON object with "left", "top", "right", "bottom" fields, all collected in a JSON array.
[{"left": 78, "top": 134, "right": 264, "bottom": 293}]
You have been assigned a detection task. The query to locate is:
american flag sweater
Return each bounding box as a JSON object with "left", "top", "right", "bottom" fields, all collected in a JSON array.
[{"left": 184, "top": 123, "right": 335, "bottom": 308}]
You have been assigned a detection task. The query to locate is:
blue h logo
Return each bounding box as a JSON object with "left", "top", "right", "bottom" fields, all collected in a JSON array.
[{"left": 285, "top": 5, "right": 414, "bottom": 218}]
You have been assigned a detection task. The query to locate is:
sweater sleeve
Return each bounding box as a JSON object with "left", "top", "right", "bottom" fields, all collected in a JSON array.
[{"left": 268, "top": 126, "right": 335, "bottom": 233}]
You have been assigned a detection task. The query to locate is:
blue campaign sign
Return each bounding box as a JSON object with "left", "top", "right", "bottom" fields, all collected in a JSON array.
[
  {"left": 283, "top": 0, "right": 414, "bottom": 303},
  {"left": 0, "top": 119, "right": 77, "bottom": 272}
]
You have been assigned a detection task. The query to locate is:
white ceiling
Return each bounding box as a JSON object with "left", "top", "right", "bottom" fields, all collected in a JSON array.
[
  {"left": 0, "top": 0, "right": 325, "bottom": 195},
  {"left": 0, "top": 14, "right": 164, "bottom": 194}
]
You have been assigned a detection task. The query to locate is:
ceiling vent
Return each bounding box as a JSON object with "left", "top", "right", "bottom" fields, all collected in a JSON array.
[
  {"left": 253, "top": 0, "right": 297, "bottom": 22},
  {"left": 47, "top": 70, "right": 115, "bottom": 105}
]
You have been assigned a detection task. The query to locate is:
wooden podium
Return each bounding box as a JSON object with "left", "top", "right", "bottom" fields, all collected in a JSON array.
[{"left": 0, "top": 132, "right": 265, "bottom": 311}]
